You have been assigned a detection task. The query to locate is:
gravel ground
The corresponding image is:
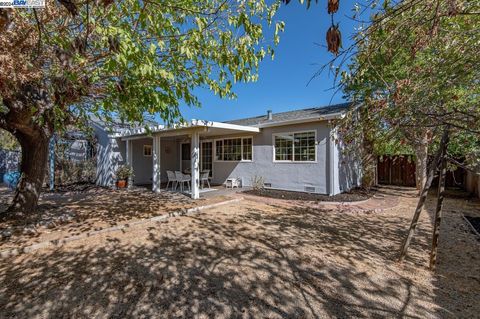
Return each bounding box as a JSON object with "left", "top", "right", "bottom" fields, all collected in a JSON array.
[{"left": 0, "top": 187, "right": 479, "bottom": 318}]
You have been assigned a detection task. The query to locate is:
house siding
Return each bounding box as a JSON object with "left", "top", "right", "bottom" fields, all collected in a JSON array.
[
  {"left": 211, "top": 122, "right": 331, "bottom": 194},
  {"left": 131, "top": 138, "right": 153, "bottom": 184},
  {"left": 95, "top": 118, "right": 361, "bottom": 194},
  {"left": 94, "top": 125, "right": 125, "bottom": 187},
  {"left": 129, "top": 137, "right": 180, "bottom": 185}
]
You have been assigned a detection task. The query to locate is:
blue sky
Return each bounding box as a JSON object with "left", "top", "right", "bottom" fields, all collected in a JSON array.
[{"left": 172, "top": 1, "right": 365, "bottom": 122}]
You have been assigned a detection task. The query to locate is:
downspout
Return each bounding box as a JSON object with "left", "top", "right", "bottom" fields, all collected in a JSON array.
[{"left": 328, "top": 123, "right": 336, "bottom": 196}]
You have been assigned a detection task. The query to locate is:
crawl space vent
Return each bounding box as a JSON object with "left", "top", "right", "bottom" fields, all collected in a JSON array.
[
  {"left": 264, "top": 183, "right": 272, "bottom": 188},
  {"left": 304, "top": 186, "right": 316, "bottom": 193}
]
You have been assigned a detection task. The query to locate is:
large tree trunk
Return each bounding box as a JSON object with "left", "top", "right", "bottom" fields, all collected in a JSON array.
[
  {"left": 414, "top": 132, "right": 429, "bottom": 194},
  {"left": 398, "top": 127, "right": 450, "bottom": 262},
  {"left": 8, "top": 129, "right": 50, "bottom": 213},
  {"left": 429, "top": 155, "right": 447, "bottom": 270},
  {"left": 361, "top": 125, "right": 377, "bottom": 188},
  {"left": 1, "top": 84, "right": 54, "bottom": 214}
]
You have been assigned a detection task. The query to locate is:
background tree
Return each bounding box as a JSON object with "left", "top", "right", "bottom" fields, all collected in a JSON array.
[
  {"left": 0, "top": 0, "right": 284, "bottom": 214},
  {"left": 338, "top": 0, "right": 480, "bottom": 266}
]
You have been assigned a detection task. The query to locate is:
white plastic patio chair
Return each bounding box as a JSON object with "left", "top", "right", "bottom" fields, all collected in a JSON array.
[
  {"left": 200, "top": 170, "right": 211, "bottom": 189},
  {"left": 166, "top": 170, "right": 177, "bottom": 190},
  {"left": 175, "top": 171, "right": 190, "bottom": 192}
]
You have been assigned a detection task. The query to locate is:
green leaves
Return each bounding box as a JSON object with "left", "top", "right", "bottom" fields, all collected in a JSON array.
[
  {"left": 341, "top": 0, "right": 480, "bottom": 167},
  {"left": 1, "top": 0, "right": 283, "bottom": 132}
]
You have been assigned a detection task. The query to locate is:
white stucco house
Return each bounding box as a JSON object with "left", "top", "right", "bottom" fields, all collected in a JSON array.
[{"left": 91, "top": 103, "right": 362, "bottom": 199}]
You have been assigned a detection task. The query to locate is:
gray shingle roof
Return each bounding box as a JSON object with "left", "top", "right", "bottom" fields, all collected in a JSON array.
[{"left": 224, "top": 102, "right": 351, "bottom": 127}]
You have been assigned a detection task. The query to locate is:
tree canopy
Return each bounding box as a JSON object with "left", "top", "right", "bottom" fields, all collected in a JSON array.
[
  {"left": 0, "top": 0, "right": 284, "bottom": 212},
  {"left": 338, "top": 0, "right": 480, "bottom": 179},
  {"left": 1, "top": 0, "right": 284, "bottom": 128}
]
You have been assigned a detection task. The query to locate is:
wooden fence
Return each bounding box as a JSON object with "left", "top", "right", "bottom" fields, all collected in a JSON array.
[
  {"left": 377, "top": 155, "right": 416, "bottom": 187},
  {"left": 377, "top": 155, "right": 467, "bottom": 188}
]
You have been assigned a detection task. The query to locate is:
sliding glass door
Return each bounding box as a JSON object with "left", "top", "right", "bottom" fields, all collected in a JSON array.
[
  {"left": 201, "top": 141, "right": 213, "bottom": 177},
  {"left": 180, "top": 141, "right": 213, "bottom": 177}
]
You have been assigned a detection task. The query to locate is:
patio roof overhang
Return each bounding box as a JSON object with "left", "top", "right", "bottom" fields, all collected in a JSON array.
[{"left": 113, "top": 119, "right": 260, "bottom": 141}]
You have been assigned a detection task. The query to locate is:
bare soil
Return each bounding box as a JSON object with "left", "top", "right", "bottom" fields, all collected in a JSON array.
[
  {"left": 0, "top": 186, "right": 479, "bottom": 318},
  {"left": 244, "top": 187, "right": 373, "bottom": 202},
  {"left": 0, "top": 186, "right": 231, "bottom": 250}
]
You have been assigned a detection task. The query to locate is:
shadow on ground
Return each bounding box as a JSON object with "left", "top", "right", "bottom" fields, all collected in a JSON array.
[
  {"left": 0, "top": 186, "right": 229, "bottom": 248},
  {"left": 2, "top": 192, "right": 469, "bottom": 318},
  {"left": 423, "top": 190, "right": 480, "bottom": 319}
]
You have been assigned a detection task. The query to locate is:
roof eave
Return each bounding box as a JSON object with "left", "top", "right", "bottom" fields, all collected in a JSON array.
[
  {"left": 254, "top": 112, "right": 346, "bottom": 128},
  {"left": 112, "top": 119, "right": 260, "bottom": 139}
]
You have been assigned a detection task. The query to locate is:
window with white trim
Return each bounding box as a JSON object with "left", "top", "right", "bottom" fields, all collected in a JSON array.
[
  {"left": 215, "top": 137, "right": 252, "bottom": 161},
  {"left": 274, "top": 131, "right": 316, "bottom": 162},
  {"left": 143, "top": 145, "right": 152, "bottom": 157}
]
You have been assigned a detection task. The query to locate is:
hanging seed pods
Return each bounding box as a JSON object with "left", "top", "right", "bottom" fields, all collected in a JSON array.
[
  {"left": 73, "top": 37, "right": 86, "bottom": 54},
  {"left": 108, "top": 36, "right": 120, "bottom": 52},
  {"left": 448, "top": 0, "right": 458, "bottom": 16},
  {"left": 326, "top": 24, "right": 341, "bottom": 55},
  {"left": 58, "top": 0, "right": 78, "bottom": 16},
  {"left": 328, "top": 0, "right": 339, "bottom": 14},
  {"left": 0, "top": 9, "right": 11, "bottom": 31},
  {"left": 116, "top": 78, "right": 125, "bottom": 93},
  {"left": 101, "top": 0, "right": 114, "bottom": 8}
]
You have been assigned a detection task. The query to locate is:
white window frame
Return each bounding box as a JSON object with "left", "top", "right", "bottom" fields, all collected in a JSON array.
[
  {"left": 272, "top": 130, "right": 317, "bottom": 163},
  {"left": 214, "top": 136, "right": 253, "bottom": 162},
  {"left": 200, "top": 139, "right": 214, "bottom": 179},
  {"left": 143, "top": 144, "right": 152, "bottom": 157}
]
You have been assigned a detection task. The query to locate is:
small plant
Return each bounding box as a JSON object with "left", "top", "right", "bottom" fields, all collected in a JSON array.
[
  {"left": 115, "top": 165, "right": 134, "bottom": 181},
  {"left": 251, "top": 175, "right": 265, "bottom": 191}
]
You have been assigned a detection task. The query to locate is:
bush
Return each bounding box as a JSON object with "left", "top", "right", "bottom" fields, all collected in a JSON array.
[{"left": 251, "top": 175, "right": 265, "bottom": 190}]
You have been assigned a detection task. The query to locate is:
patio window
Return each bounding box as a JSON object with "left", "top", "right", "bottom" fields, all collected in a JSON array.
[
  {"left": 143, "top": 145, "right": 152, "bottom": 157},
  {"left": 215, "top": 137, "right": 253, "bottom": 161},
  {"left": 274, "top": 131, "right": 316, "bottom": 162}
]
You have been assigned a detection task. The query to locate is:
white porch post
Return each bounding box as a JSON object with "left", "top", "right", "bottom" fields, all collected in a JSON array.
[
  {"left": 191, "top": 130, "right": 200, "bottom": 199},
  {"left": 152, "top": 135, "right": 161, "bottom": 193},
  {"left": 126, "top": 139, "right": 133, "bottom": 189}
]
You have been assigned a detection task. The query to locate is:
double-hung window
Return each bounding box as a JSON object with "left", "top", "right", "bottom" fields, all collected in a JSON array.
[
  {"left": 274, "top": 131, "right": 316, "bottom": 162},
  {"left": 215, "top": 137, "right": 253, "bottom": 161}
]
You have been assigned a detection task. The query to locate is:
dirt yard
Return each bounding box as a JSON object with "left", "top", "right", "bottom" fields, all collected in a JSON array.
[
  {"left": 244, "top": 187, "right": 373, "bottom": 202},
  {"left": 0, "top": 186, "right": 479, "bottom": 318},
  {"left": 0, "top": 186, "right": 231, "bottom": 250}
]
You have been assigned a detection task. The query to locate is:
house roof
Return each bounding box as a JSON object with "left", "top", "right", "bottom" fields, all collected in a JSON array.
[
  {"left": 115, "top": 120, "right": 260, "bottom": 139},
  {"left": 224, "top": 102, "right": 352, "bottom": 127},
  {"left": 89, "top": 114, "right": 159, "bottom": 133}
]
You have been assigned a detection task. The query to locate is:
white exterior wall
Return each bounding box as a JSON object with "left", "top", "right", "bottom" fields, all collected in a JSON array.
[
  {"left": 94, "top": 120, "right": 362, "bottom": 194},
  {"left": 131, "top": 138, "right": 153, "bottom": 184},
  {"left": 128, "top": 138, "right": 179, "bottom": 185},
  {"left": 94, "top": 125, "right": 125, "bottom": 187},
  {"left": 211, "top": 122, "right": 331, "bottom": 194}
]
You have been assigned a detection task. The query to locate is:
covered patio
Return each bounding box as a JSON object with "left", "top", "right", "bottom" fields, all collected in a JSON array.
[{"left": 115, "top": 120, "right": 259, "bottom": 199}]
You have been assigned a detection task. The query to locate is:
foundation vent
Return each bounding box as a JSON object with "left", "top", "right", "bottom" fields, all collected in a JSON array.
[
  {"left": 304, "top": 186, "right": 316, "bottom": 193},
  {"left": 264, "top": 183, "right": 272, "bottom": 188}
]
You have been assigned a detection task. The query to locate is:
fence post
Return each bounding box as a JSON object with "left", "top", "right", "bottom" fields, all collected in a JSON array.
[{"left": 49, "top": 136, "right": 55, "bottom": 191}]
